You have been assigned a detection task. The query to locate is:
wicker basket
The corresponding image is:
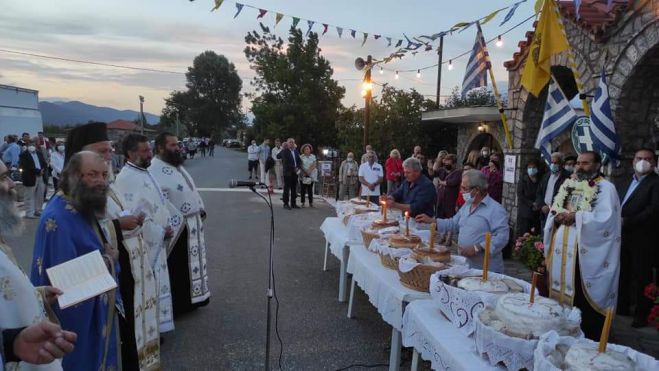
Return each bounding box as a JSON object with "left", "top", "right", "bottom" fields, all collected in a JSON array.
[
  {"left": 378, "top": 253, "right": 398, "bottom": 270},
  {"left": 398, "top": 264, "right": 443, "bottom": 292},
  {"left": 360, "top": 229, "right": 379, "bottom": 248}
]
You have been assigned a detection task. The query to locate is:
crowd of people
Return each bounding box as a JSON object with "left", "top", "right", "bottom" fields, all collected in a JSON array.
[
  {"left": 337, "top": 143, "right": 659, "bottom": 334},
  {"left": 0, "top": 123, "right": 210, "bottom": 370}
]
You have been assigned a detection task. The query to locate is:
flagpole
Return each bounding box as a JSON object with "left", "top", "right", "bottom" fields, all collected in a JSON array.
[{"left": 550, "top": 0, "right": 591, "bottom": 116}]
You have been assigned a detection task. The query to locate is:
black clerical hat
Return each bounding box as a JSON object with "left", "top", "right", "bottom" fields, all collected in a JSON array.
[{"left": 64, "top": 122, "right": 109, "bottom": 164}]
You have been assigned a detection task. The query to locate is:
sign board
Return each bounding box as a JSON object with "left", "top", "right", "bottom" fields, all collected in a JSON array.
[
  {"left": 571, "top": 116, "right": 593, "bottom": 155},
  {"left": 504, "top": 154, "right": 516, "bottom": 184},
  {"left": 319, "top": 161, "right": 332, "bottom": 176}
]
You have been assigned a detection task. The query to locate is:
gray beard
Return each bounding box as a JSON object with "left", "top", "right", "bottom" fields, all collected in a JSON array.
[{"left": 0, "top": 190, "right": 24, "bottom": 238}]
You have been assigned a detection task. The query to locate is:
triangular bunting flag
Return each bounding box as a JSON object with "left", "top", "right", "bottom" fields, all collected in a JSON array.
[
  {"left": 374, "top": 34, "right": 381, "bottom": 40},
  {"left": 322, "top": 24, "right": 329, "bottom": 35},
  {"left": 275, "top": 13, "right": 284, "bottom": 27},
  {"left": 425, "top": 44, "right": 433, "bottom": 51},
  {"left": 259, "top": 22, "right": 270, "bottom": 34},
  {"left": 386, "top": 37, "right": 392, "bottom": 47},
  {"left": 306, "top": 20, "right": 315, "bottom": 36},
  {"left": 350, "top": 30, "right": 356, "bottom": 38},
  {"left": 292, "top": 17, "right": 300, "bottom": 28},
  {"left": 501, "top": 0, "right": 525, "bottom": 26},
  {"left": 233, "top": 3, "right": 244, "bottom": 19},
  {"left": 257, "top": 9, "right": 267, "bottom": 19},
  {"left": 450, "top": 21, "right": 471, "bottom": 32},
  {"left": 458, "top": 22, "right": 475, "bottom": 33},
  {"left": 361, "top": 33, "right": 368, "bottom": 46},
  {"left": 480, "top": 9, "right": 502, "bottom": 25},
  {"left": 337, "top": 27, "right": 343, "bottom": 38},
  {"left": 211, "top": 0, "right": 224, "bottom": 12},
  {"left": 395, "top": 39, "right": 403, "bottom": 47}
]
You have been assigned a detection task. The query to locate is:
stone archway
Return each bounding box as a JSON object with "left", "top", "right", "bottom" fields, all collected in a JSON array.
[{"left": 463, "top": 132, "right": 503, "bottom": 164}]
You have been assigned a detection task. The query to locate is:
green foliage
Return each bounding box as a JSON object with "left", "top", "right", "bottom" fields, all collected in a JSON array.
[
  {"left": 444, "top": 86, "right": 497, "bottom": 108},
  {"left": 513, "top": 232, "right": 545, "bottom": 273},
  {"left": 244, "top": 27, "right": 345, "bottom": 146},
  {"left": 161, "top": 51, "right": 243, "bottom": 138}
]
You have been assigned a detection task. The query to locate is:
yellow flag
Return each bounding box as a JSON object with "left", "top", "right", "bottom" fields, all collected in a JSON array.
[
  {"left": 211, "top": 0, "right": 224, "bottom": 11},
  {"left": 521, "top": 0, "right": 570, "bottom": 96},
  {"left": 480, "top": 9, "right": 502, "bottom": 25}
]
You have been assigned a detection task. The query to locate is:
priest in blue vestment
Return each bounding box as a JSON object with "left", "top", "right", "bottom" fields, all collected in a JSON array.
[{"left": 30, "top": 151, "right": 120, "bottom": 371}]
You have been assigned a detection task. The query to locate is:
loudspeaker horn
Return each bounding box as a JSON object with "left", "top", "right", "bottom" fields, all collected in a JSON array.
[{"left": 354, "top": 57, "right": 366, "bottom": 71}]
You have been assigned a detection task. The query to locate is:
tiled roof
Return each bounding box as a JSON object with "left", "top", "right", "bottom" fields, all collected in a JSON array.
[
  {"left": 107, "top": 119, "right": 139, "bottom": 131},
  {"left": 504, "top": 0, "right": 631, "bottom": 70}
]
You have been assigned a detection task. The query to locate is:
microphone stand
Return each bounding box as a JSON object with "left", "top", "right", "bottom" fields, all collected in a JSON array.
[{"left": 249, "top": 185, "right": 276, "bottom": 371}]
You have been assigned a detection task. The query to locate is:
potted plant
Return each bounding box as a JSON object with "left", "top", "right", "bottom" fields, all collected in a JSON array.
[
  {"left": 644, "top": 283, "right": 659, "bottom": 330},
  {"left": 513, "top": 229, "right": 547, "bottom": 296}
]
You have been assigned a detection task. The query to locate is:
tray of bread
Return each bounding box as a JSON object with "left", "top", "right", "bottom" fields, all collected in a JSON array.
[{"left": 397, "top": 251, "right": 467, "bottom": 292}]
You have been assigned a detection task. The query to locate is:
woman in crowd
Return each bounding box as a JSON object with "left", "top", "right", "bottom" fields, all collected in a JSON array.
[
  {"left": 299, "top": 144, "right": 318, "bottom": 207},
  {"left": 338, "top": 152, "right": 359, "bottom": 200},
  {"left": 429, "top": 150, "right": 448, "bottom": 179},
  {"left": 482, "top": 158, "right": 503, "bottom": 202},
  {"left": 517, "top": 158, "right": 541, "bottom": 235},
  {"left": 435, "top": 154, "right": 462, "bottom": 218},
  {"left": 465, "top": 149, "right": 480, "bottom": 169},
  {"left": 385, "top": 149, "right": 403, "bottom": 194}
]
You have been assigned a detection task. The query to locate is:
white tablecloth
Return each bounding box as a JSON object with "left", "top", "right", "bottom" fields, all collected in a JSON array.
[
  {"left": 401, "top": 300, "right": 503, "bottom": 371},
  {"left": 320, "top": 217, "right": 352, "bottom": 260},
  {"left": 347, "top": 245, "right": 429, "bottom": 330}
]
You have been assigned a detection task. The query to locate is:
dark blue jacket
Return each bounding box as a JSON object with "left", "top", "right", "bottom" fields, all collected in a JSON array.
[{"left": 391, "top": 174, "right": 437, "bottom": 217}]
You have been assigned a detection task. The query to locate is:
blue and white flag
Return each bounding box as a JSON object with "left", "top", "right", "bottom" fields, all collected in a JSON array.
[
  {"left": 461, "top": 22, "right": 490, "bottom": 97},
  {"left": 590, "top": 67, "right": 621, "bottom": 166},
  {"left": 535, "top": 76, "right": 579, "bottom": 164},
  {"left": 574, "top": 0, "right": 582, "bottom": 20}
]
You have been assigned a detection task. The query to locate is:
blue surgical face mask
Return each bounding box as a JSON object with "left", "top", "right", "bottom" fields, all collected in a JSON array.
[
  {"left": 462, "top": 191, "right": 473, "bottom": 203},
  {"left": 527, "top": 168, "right": 538, "bottom": 177},
  {"left": 550, "top": 163, "right": 560, "bottom": 173},
  {"left": 564, "top": 165, "right": 575, "bottom": 174}
]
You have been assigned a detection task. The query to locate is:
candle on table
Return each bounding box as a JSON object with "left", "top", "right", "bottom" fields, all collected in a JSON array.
[
  {"left": 366, "top": 196, "right": 370, "bottom": 208},
  {"left": 598, "top": 308, "right": 615, "bottom": 353},
  {"left": 405, "top": 211, "right": 410, "bottom": 237},
  {"left": 430, "top": 223, "right": 436, "bottom": 251},
  {"left": 380, "top": 201, "right": 387, "bottom": 221},
  {"left": 482, "top": 232, "right": 492, "bottom": 281},
  {"left": 530, "top": 272, "right": 539, "bottom": 303}
]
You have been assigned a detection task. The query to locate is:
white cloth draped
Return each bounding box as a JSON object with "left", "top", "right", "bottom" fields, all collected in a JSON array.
[
  {"left": 114, "top": 162, "right": 183, "bottom": 333},
  {"left": 148, "top": 158, "right": 210, "bottom": 304},
  {"left": 543, "top": 178, "right": 621, "bottom": 313}
]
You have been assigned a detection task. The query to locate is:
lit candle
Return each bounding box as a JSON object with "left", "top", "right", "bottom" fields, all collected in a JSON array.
[
  {"left": 598, "top": 308, "right": 615, "bottom": 353},
  {"left": 430, "top": 223, "right": 436, "bottom": 251},
  {"left": 482, "top": 232, "right": 492, "bottom": 281},
  {"left": 405, "top": 211, "right": 410, "bottom": 236},
  {"left": 530, "top": 272, "right": 539, "bottom": 304},
  {"left": 380, "top": 201, "right": 387, "bottom": 221}
]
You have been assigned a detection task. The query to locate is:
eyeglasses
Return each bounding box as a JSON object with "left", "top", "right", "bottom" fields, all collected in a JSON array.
[{"left": 460, "top": 186, "right": 474, "bottom": 192}]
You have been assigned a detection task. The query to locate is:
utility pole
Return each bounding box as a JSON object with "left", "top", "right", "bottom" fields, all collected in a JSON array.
[
  {"left": 436, "top": 35, "right": 444, "bottom": 108},
  {"left": 139, "top": 95, "right": 145, "bottom": 135},
  {"left": 363, "top": 55, "right": 372, "bottom": 149}
]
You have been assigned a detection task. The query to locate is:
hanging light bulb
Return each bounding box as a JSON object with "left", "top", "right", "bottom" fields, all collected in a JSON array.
[
  {"left": 379, "top": 67, "right": 384, "bottom": 75},
  {"left": 496, "top": 35, "right": 503, "bottom": 47},
  {"left": 395, "top": 71, "right": 399, "bottom": 79},
  {"left": 448, "top": 60, "right": 453, "bottom": 71},
  {"left": 362, "top": 81, "right": 373, "bottom": 91},
  {"left": 416, "top": 69, "right": 421, "bottom": 78},
  {"left": 361, "top": 89, "right": 367, "bottom": 97}
]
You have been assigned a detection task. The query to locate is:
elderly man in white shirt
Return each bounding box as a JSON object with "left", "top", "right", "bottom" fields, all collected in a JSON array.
[
  {"left": 358, "top": 150, "right": 383, "bottom": 203},
  {"left": 247, "top": 140, "right": 260, "bottom": 180}
]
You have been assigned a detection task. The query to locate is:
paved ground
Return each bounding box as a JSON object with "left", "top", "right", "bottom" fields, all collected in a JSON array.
[{"left": 7, "top": 146, "right": 658, "bottom": 370}]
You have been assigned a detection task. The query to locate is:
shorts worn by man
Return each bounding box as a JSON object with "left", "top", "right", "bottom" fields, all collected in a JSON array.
[{"left": 383, "top": 157, "right": 436, "bottom": 217}]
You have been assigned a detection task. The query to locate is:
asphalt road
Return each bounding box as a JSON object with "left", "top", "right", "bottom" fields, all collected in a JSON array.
[{"left": 9, "top": 147, "right": 406, "bottom": 370}]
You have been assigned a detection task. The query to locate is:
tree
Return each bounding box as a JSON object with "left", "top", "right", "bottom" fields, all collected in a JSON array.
[
  {"left": 161, "top": 51, "right": 243, "bottom": 138},
  {"left": 244, "top": 28, "right": 345, "bottom": 146},
  {"left": 444, "top": 86, "right": 497, "bottom": 108}
]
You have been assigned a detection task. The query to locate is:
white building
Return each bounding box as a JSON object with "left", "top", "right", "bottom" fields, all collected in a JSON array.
[{"left": 0, "top": 84, "right": 44, "bottom": 140}]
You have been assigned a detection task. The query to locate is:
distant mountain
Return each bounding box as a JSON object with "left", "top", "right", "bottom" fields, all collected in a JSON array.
[{"left": 39, "top": 100, "right": 159, "bottom": 126}]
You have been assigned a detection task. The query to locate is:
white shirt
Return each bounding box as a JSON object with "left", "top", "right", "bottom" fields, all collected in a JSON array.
[
  {"left": 358, "top": 161, "right": 383, "bottom": 196},
  {"left": 51, "top": 151, "right": 65, "bottom": 178},
  {"left": 29, "top": 151, "right": 41, "bottom": 170},
  {"left": 247, "top": 144, "right": 259, "bottom": 161},
  {"left": 271, "top": 146, "right": 282, "bottom": 162},
  {"left": 544, "top": 173, "right": 560, "bottom": 206}
]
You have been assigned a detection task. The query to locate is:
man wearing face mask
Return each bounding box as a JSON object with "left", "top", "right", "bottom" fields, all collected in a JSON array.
[
  {"left": 476, "top": 146, "right": 491, "bottom": 169},
  {"left": 617, "top": 148, "right": 659, "bottom": 327},
  {"left": 535, "top": 152, "right": 569, "bottom": 232},
  {"left": 19, "top": 137, "right": 47, "bottom": 218},
  {"left": 563, "top": 155, "right": 577, "bottom": 175},
  {"left": 339, "top": 152, "right": 359, "bottom": 200},
  {"left": 416, "top": 170, "right": 509, "bottom": 272}
]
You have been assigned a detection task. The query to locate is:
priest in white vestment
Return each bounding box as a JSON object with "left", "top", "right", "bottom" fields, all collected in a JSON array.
[
  {"left": 114, "top": 134, "right": 184, "bottom": 335},
  {"left": 543, "top": 151, "right": 621, "bottom": 340},
  {"left": 149, "top": 132, "right": 210, "bottom": 316},
  {"left": 0, "top": 161, "right": 76, "bottom": 370}
]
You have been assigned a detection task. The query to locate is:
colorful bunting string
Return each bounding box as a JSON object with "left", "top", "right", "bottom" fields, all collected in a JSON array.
[
  {"left": 233, "top": 3, "right": 243, "bottom": 19},
  {"left": 322, "top": 24, "right": 329, "bottom": 35},
  {"left": 306, "top": 20, "right": 315, "bottom": 36},
  {"left": 257, "top": 9, "right": 267, "bottom": 19},
  {"left": 337, "top": 27, "right": 343, "bottom": 38},
  {"left": 361, "top": 33, "right": 368, "bottom": 47},
  {"left": 211, "top": 0, "right": 224, "bottom": 11},
  {"left": 275, "top": 13, "right": 284, "bottom": 27}
]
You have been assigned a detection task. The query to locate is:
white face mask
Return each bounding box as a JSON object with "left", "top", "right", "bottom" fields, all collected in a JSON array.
[
  {"left": 27, "top": 145, "right": 36, "bottom": 153},
  {"left": 57, "top": 145, "right": 65, "bottom": 152},
  {"left": 462, "top": 191, "right": 473, "bottom": 203},
  {"left": 634, "top": 159, "right": 652, "bottom": 174}
]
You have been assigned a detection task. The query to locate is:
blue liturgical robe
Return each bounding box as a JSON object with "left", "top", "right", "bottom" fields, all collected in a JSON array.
[{"left": 30, "top": 195, "right": 119, "bottom": 371}]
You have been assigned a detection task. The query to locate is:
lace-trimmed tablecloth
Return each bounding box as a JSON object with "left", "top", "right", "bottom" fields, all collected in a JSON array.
[
  {"left": 320, "top": 217, "right": 352, "bottom": 260},
  {"left": 401, "top": 299, "right": 503, "bottom": 370},
  {"left": 346, "top": 245, "right": 429, "bottom": 330}
]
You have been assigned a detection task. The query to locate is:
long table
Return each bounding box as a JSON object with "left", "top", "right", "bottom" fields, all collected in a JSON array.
[
  {"left": 346, "top": 244, "right": 430, "bottom": 371},
  {"left": 402, "top": 300, "right": 504, "bottom": 371},
  {"left": 319, "top": 217, "right": 354, "bottom": 302}
]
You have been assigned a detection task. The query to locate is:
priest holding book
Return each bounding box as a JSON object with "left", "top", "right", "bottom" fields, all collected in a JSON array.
[{"left": 30, "top": 151, "right": 120, "bottom": 371}]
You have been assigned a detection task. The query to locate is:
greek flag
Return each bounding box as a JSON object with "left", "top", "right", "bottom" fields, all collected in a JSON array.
[
  {"left": 535, "top": 76, "right": 578, "bottom": 164},
  {"left": 461, "top": 22, "right": 490, "bottom": 97},
  {"left": 590, "top": 68, "right": 621, "bottom": 165}
]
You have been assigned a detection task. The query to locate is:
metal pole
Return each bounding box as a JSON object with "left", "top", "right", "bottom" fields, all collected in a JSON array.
[
  {"left": 363, "top": 55, "right": 372, "bottom": 149},
  {"left": 436, "top": 35, "right": 444, "bottom": 108},
  {"left": 139, "top": 95, "right": 145, "bottom": 135}
]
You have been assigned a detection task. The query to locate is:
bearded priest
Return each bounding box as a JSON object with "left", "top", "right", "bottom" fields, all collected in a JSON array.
[
  {"left": 543, "top": 151, "right": 621, "bottom": 340},
  {"left": 114, "top": 134, "right": 184, "bottom": 335},
  {"left": 149, "top": 132, "right": 210, "bottom": 316}
]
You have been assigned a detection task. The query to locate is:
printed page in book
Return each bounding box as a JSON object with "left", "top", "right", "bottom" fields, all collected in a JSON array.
[{"left": 46, "top": 250, "right": 117, "bottom": 309}]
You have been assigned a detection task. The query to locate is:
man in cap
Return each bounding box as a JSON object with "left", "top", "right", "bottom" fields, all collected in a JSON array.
[{"left": 64, "top": 122, "right": 160, "bottom": 370}]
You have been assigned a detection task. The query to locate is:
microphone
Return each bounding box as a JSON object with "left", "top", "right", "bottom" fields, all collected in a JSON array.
[{"left": 229, "top": 179, "right": 265, "bottom": 188}]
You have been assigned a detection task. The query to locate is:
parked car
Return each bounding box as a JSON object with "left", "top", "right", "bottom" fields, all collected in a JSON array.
[{"left": 225, "top": 139, "right": 241, "bottom": 148}]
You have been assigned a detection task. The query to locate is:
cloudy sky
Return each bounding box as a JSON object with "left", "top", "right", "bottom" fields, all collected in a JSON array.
[{"left": 0, "top": 0, "right": 537, "bottom": 116}]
